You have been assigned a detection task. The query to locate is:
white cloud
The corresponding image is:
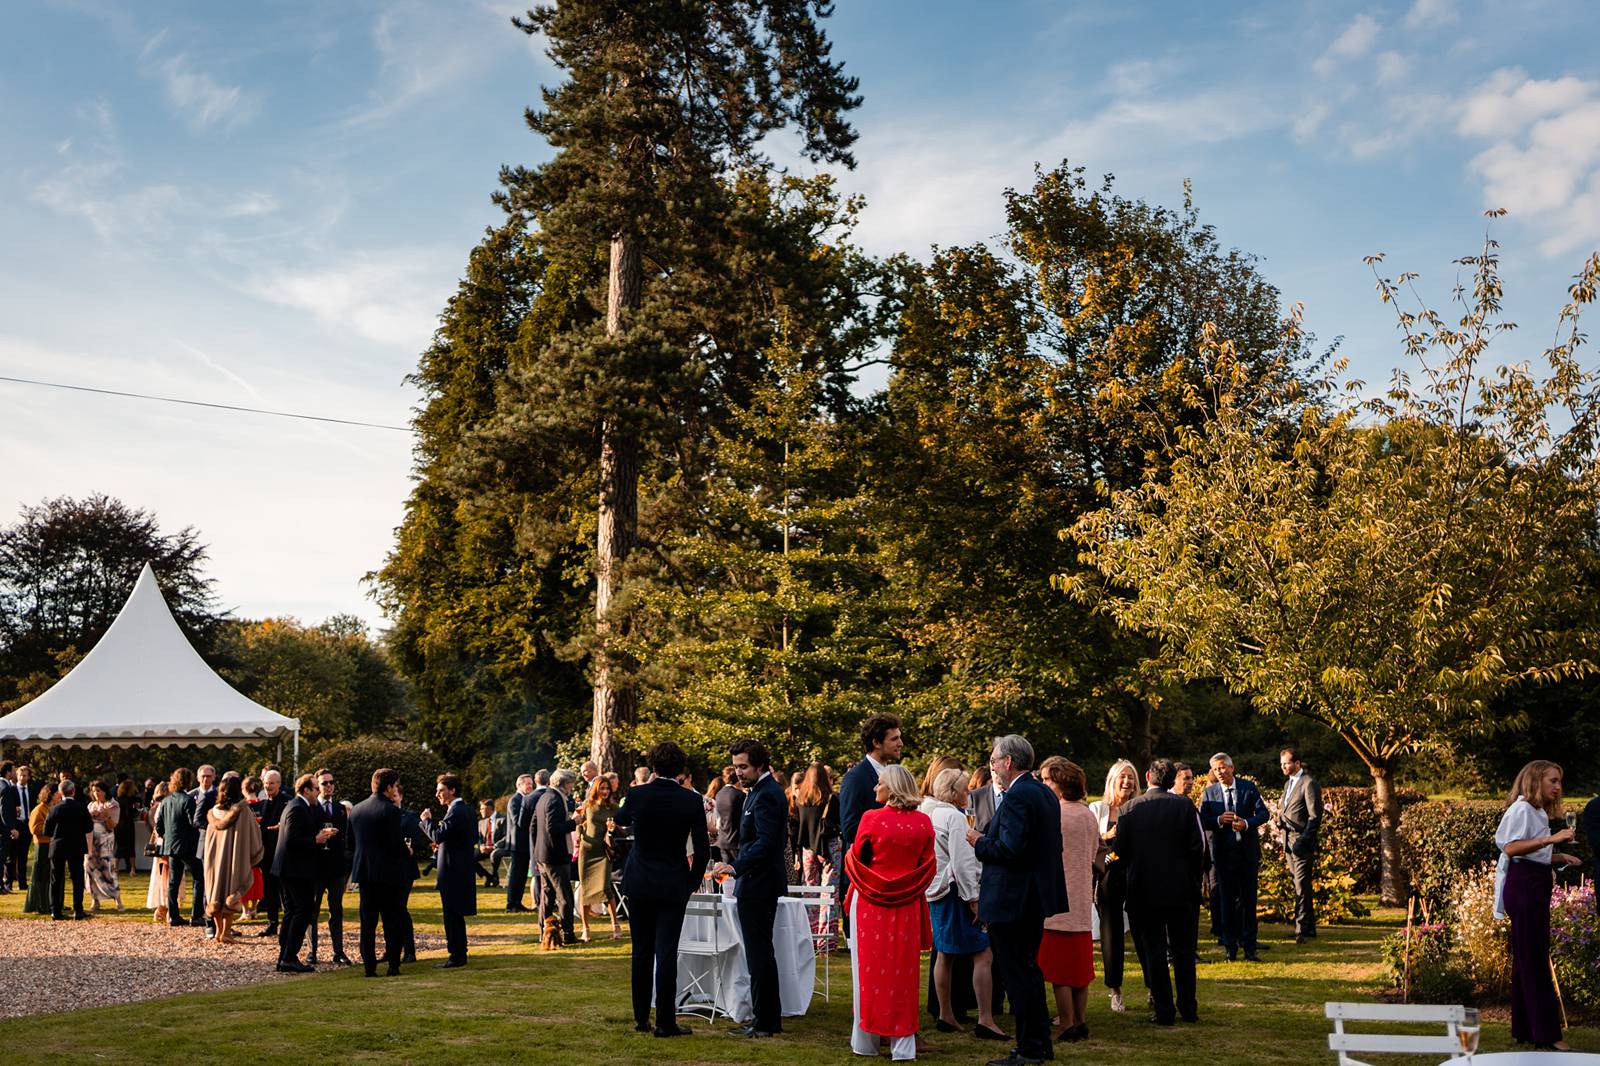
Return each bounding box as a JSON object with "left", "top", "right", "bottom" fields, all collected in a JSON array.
[
  {"left": 1404, "top": 0, "right": 1458, "bottom": 29},
  {"left": 1455, "top": 69, "right": 1600, "bottom": 255},
  {"left": 247, "top": 251, "right": 453, "bottom": 350},
  {"left": 1457, "top": 67, "right": 1596, "bottom": 138},
  {"left": 141, "top": 32, "right": 258, "bottom": 132},
  {"left": 1314, "top": 14, "right": 1382, "bottom": 77},
  {"left": 1375, "top": 51, "right": 1411, "bottom": 86},
  {"left": 32, "top": 160, "right": 184, "bottom": 245},
  {"left": 1293, "top": 102, "right": 1333, "bottom": 142}
]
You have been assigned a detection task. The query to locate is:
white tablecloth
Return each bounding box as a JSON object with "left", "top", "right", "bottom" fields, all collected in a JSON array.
[
  {"left": 1444, "top": 1055, "right": 1600, "bottom": 1064},
  {"left": 676, "top": 894, "right": 815, "bottom": 1021}
]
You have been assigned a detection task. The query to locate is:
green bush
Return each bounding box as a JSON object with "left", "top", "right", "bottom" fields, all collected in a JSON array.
[
  {"left": 1381, "top": 922, "right": 1474, "bottom": 1003},
  {"left": 311, "top": 736, "right": 451, "bottom": 811},
  {"left": 1398, "top": 800, "right": 1502, "bottom": 909},
  {"left": 1319, "top": 785, "right": 1428, "bottom": 893},
  {"left": 1258, "top": 819, "right": 1370, "bottom": 923},
  {"left": 1450, "top": 861, "right": 1511, "bottom": 998}
]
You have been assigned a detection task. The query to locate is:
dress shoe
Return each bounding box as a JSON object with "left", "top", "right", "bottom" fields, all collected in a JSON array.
[
  {"left": 1244, "top": 951, "right": 1261, "bottom": 962},
  {"left": 1180, "top": 1013, "right": 1199, "bottom": 1024},
  {"left": 401, "top": 950, "right": 417, "bottom": 964},
  {"left": 725, "top": 1025, "right": 775, "bottom": 1038},
  {"left": 386, "top": 966, "right": 402, "bottom": 977},
  {"left": 506, "top": 904, "right": 529, "bottom": 913},
  {"left": 307, "top": 953, "right": 319, "bottom": 966},
  {"left": 51, "top": 913, "right": 69, "bottom": 921},
  {"left": 1055, "top": 1024, "right": 1087, "bottom": 1042},
  {"left": 634, "top": 1022, "right": 651, "bottom": 1033},
  {"left": 276, "top": 961, "right": 314, "bottom": 973},
  {"left": 653, "top": 1024, "right": 693, "bottom": 1037},
  {"left": 74, "top": 911, "right": 91, "bottom": 920},
  {"left": 168, "top": 917, "right": 192, "bottom": 927},
  {"left": 974, "top": 1024, "right": 1008, "bottom": 1041},
  {"left": 1294, "top": 934, "right": 1308, "bottom": 944},
  {"left": 985, "top": 1055, "right": 1045, "bottom": 1066},
  {"left": 436, "top": 958, "right": 466, "bottom": 969},
  {"left": 255, "top": 925, "right": 278, "bottom": 937},
  {"left": 332, "top": 953, "right": 352, "bottom": 966},
  {"left": 1225, "top": 950, "right": 1237, "bottom": 961},
  {"left": 364, "top": 969, "right": 380, "bottom": 978},
  {"left": 1145, "top": 1014, "right": 1176, "bottom": 1026}
]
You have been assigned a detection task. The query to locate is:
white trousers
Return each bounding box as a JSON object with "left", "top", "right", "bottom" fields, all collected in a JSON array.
[{"left": 849, "top": 895, "right": 917, "bottom": 1060}]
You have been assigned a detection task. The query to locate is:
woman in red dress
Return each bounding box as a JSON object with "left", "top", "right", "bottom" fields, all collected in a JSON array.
[{"left": 845, "top": 764, "right": 936, "bottom": 1061}]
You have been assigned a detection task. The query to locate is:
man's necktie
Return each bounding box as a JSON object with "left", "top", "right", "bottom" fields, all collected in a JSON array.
[{"left": 1226, "top": 786, "right": 1239, "bottom": 840}]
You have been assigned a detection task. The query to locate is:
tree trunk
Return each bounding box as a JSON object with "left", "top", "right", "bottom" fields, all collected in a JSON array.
[
  {"left": 1370, "top": 760, "right": 1406, "bottom": 906},
  {"left": 1122, "top": 692, "right": 1154, "bottom": 769},
  {"left": 590, "top": 232, "right": 643, "bottom": 773}
]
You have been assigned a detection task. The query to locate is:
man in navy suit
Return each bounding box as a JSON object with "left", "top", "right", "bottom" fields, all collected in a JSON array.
[
  {"left": 272, "top": 773, "right": 334, "bottom": 972},
  {"left": 420, "top": 772, "right": 477, "bottom": 968},
  {"left": 349, "top": 767, "right": 413, "bottom": 977},
  {"left": 1198, "top": 752, "right": 1270, "bottom": 961},
  {"left": 711, "top": 738, "right": 787, "bottom": 1039},
  {"left": 836, "top": 714, "right": 902, "bottom": 931},
  {"left": 1114, "top": 759, "right": 1204, "bottom": 1026},
  {"left": 613, "top": 741, "right": 710, "bottom": 1037},
  {"left": 43, "top": 779, "right": 93, "bottom": 920},
  {"left": 968, "top": 734, "right": 1067, "bottom": 1066},
  {"left": 505, "top": 773, "right": 535, "bottom": 912}
]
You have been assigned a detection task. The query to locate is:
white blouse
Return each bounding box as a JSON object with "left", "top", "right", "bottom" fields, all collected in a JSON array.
[
  {"left": 1493, "top": 796, "right": 1551, "bottom": 918},
  {"left": 920, "top": 797, "right": 980, "bottom": 903}
]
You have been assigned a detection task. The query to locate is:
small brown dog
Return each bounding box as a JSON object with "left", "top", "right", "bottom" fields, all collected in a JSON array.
[{"left": 541, "top": 916, "right": 563, "bottom": 952}]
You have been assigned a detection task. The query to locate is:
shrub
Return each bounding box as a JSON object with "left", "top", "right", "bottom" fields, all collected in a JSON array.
[
  {"left": 1381, "top": 922, "right": 1474, "bottom": 1003},
  {"left": 311, "top": 736, "right": 451, "bottom": 810},
  {"left": 1450, "top": 861, "right": 1511, "bottom": 998},
  {"left": 1320, "top": 785, "right": 1428, "bottom": 893},
  {"left": 1398, "top": 800, "right": 1502, "bottom": 909},
  {"left": 1551, "top": 881, "right": 1600, "bottom": 1020},
  {"left": 1258, "top": 820, "right": 1370, "bottom": 924}
]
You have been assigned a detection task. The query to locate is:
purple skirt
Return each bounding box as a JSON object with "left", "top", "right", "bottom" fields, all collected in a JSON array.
[{"left": 1502, "top": 859, "right": 1561, "bottom": 1045}]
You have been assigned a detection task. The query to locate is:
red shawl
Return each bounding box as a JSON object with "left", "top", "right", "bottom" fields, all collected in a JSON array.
[{"left": 845, "top": 807, "right": 935, "bottom": 1037}]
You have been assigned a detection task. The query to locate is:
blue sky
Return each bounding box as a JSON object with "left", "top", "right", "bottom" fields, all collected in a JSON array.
[{"left": 3, "top": 0, "right": 1598, "bottom": 628}]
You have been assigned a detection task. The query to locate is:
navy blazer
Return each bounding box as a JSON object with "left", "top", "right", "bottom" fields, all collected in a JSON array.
[
  {"left": 508, "top": 790, "right": 534, "bottom": 856},
  {"left": 43, "top": 796, "right": 93, "bottom": 859},
  {"left": 1198, "top": 777, "right": 1270, "bottom": 866},
  {"left": 271, "top": 795, "right": 320, "bottom": 880},
  {"left": 422, "top": 798, "right": 478, "bottom": 915},
  {"left": 732, "top": 773, "right": 787, "bottom": 900},
  {"left": 973, "top": 773, "right": 1068, "bottom": 923},
  {"left": 349, "top": 793, "right": 411, "bottom": 887},
  {"left": 615, "top": 778, "right": 711, "bottom": 903},
  {"left": 1581, "top": 796, "right": 1600, "bottom": 886},
  {"left": 838, "top": 759, "right": 881, "bottom": 849},
  {"left": 532, "top": 787, "right": 576, "bottom": 866},
  {"left": 0, "top": 780, "right": 22, "bottom": 834}
]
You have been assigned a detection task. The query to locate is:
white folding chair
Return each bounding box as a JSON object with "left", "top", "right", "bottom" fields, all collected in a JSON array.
[
  {"left": 787, "top": 883, "right": 837, "bottom": 1001},
  {"left": 1325, "top": 1002, "right": 1469, "bottom": 1065},
  {"left": 677, "top": 892, "right": 739, "bottom": 1023}
]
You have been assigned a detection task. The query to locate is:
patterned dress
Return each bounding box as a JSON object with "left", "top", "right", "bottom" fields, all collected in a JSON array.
[
  {"left": 85, "top": 799, "right": 122, "bottom": 905},
  {"left": 845, "top": 806, "right": 936, "bottom": 1038}
]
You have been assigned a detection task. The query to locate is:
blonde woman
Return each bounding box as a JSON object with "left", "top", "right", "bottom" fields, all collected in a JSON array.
[
  {"left": 920, "top": 766, "right": 1003, "bottom": 1041},
  {"left": 1088, "top": 759, "right": 1139, "bottom": 1013},
  {"left": 846, "top": 764, "right": 935, "bottom": 1061},
  {"left": 145, "top": 782, "right": 170, "bottom": 922},
  {"left": 1494, "top": 760, "right": 1582, "bottom": 1051}
]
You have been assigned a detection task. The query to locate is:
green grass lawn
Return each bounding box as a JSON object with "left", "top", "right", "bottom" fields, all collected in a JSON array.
[{"left": 0, "top": 874, "right": 1592, "bottom": 1064}]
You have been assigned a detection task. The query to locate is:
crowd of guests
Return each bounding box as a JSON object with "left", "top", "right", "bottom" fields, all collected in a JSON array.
[{"left": 3, "top": 740, "right": 1595, "bottom": 1061}]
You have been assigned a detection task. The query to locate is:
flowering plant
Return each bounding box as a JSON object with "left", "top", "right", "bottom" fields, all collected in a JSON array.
[
  {"left": 1381, "top": 921, "right": 1472, "bottom": 1003},
  {"left": 1450, "top": 862, "right": 1510, "bottom": 997},
  {"left": 1550, "top": 881, "right": 1600, "bottom": 1018}
]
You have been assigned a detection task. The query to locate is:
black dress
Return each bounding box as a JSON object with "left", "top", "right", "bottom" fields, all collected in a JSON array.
[{"left": 114, "top": 797, "right": 139, "bottom": 860}]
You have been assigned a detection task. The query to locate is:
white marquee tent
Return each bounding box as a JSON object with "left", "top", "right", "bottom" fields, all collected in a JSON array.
[{"left": 0, "top": 562, "right": 300, "bottom": 769}]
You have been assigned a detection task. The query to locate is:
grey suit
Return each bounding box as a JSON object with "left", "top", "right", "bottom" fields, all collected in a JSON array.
[{"left": 1280, "top": 771, "right": 1323, "bottom": 937}]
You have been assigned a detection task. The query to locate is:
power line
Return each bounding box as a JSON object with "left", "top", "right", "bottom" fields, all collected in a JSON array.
[{"left": 0, "top": 375, "right": 413, "bottom": 433}]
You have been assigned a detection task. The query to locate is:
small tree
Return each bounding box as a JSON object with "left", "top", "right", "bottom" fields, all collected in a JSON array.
[{"left": 1069, "top": 224, "right": 1600, "bottom": 902}]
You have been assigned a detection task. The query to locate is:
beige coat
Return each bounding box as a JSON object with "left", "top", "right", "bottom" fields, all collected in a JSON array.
[
  {"left": 1044, "top": 799, "right": 1100, "bottom": 933},
  {"left": 203, "top": 803, "right": 264, "bottom": 919}
]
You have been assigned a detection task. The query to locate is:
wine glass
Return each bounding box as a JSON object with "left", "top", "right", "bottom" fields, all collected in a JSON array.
[
  {"left": 1457, "top": 1006, "right": 1480, "bottom": 1057},
  {"left": 964, "top": 807, "right": 977, "bottom": 830}
]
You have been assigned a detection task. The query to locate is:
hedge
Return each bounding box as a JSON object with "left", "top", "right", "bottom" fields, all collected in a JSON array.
[
  {"left": 310, "top": 736, "right": 451, "bottom": 811},
  {"left": 1398, "top": 800, "right": 1502, "bottom": 909},
  {"left": 1319, "top": 785, "right": 1427, "bottom": 894}
]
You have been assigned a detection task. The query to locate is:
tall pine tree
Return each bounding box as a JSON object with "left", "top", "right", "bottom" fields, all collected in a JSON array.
[{"left": 498, "top": 2, "right": 863, "bottom": 768}]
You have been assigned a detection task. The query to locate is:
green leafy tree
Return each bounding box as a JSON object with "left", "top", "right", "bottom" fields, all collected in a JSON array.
[
  {"left": 0, "top": 494, "right": 218, "bottom": 710},
  {"left": 870, "top": 165, "right": 1307, "bottom": 764},
  {"left": 499, "top": 0, "right": 863, "bottom": 770},
  {"left": 1070, "top": 229, "right": 1600, "bottom": 902}
]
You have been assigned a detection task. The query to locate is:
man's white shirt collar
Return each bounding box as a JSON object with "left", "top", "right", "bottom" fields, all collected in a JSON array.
[{"left": 865, "top": 755, "right": 885, "bottom": 778}]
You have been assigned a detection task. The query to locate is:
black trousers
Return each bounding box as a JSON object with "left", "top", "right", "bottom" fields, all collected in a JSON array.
[
  {"left": 1287, "top": 848, "right": 1317, "bottom": 936},
  {"left": 9, "top": 834, "right": 31, "bottom": 888},
  {"left": 1096, "top": 866, "right": 1130, "bottom": 990},
  {"left": 441, "top": 907, "right": 468, "bottom": 962},
  {"left": 358, "top": 881, "right": 408, "bottom": 974},
  {"left": 628, "top": 894, "right": 689, "bottom": 1028},
  {"left": 309, "top": 872, "right": 348, "bottom": 957},
  {"left": 398, "top": 882, "right": 416, "bottom": 957},
  {"left": 50, "top": 852, "right": 85, "bottom": 916},
  {"left": 737, "top": 889, "right": 782, "bottom": 1033},
  {"left": 1213, "top": 858, "right": 1260, "bottom": 954},
  {"left": 539, "top": 861, "right": 575, "bottom": 939},
  {"left": 167, "top": 853, "right": 204, "bottom": 923},
  {"left": 1132, "top": 903, "right": 1199, "bottom": 1023},
  {"left": 505, "top": 851, "right": 531, "bottom": 908},
  {"left": 989, "top": 900, "right": 1049, "bottom": 1060},
  {"left": 261, "top": 868, "right": 281, "bottom": 926},
  {"left": 278, "top": 874, "right": 315, "bottom": 963}
]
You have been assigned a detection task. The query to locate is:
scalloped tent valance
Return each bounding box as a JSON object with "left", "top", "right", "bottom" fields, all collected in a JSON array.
[{"left": 0, "top": 563, "right": 299, "bottom": 752}]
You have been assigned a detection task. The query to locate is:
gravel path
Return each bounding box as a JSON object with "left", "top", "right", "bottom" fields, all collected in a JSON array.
[{"left": 0, "top": 916, "right": 440, "bottom": 1020}]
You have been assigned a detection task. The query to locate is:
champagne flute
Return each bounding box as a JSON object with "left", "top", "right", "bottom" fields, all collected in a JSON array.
[
  {"left": 964, "top": 807, "right": 977, "bottom": 830},
  {"left": 1457, "top": 1007, "right": 1480, "bottom": 1056}
]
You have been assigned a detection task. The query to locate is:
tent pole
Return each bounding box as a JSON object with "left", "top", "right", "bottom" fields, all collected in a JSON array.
[{"left": 293, "top": 730, "right": 300, "bottom": 778}]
